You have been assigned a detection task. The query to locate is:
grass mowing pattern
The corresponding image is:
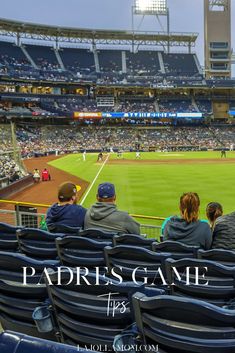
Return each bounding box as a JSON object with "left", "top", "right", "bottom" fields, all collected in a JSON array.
[{"left": 49, "top": 151, "right": 235, "bottom": 224}]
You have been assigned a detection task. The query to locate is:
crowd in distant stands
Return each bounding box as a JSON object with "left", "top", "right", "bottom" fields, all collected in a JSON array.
[
  {"left": 10, "top": 125, "right": 235, "bottom": 157},
  {"left": 2, "top": 123, "right": 235, "bottom": 169},
  {"left": 0, "top": 96, "right": 211, "bottom": 118},
  {"left": 0, "top": 125, "right": 13, "bottom": 151},
  {"left": 0, "top": 155, "right": 25, "bottom": 183},
  {"left": 0, "top": 126, "right": 26, "bottom": 184}
]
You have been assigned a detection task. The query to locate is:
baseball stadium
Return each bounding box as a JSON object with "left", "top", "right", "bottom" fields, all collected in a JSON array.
[{"left": 0, "top": 0, "right": 235, "bottom": 352}]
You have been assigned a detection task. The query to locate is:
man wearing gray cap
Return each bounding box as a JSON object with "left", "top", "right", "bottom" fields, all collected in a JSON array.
[{"left": 84, "top": 182, "right": 140, "bottom": 234}]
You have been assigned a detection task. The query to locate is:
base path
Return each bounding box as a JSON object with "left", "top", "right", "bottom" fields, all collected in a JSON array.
[
  {"left": 108, "top": 158, "right": 235, "bottom": 165},
  {"left": 5, "top": 156, "right": 89, "bottom": 210}
]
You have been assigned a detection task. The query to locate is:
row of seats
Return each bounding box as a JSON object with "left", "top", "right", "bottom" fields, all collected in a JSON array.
[
  {"left": 0, "top": 250, "right": 162, "bottom": 346},
  {"left": 2, "top": 222, "right": 235, "bottom": 351},
  {"left": 1, "top": 223, "right": 235, "bottom": 266},
  {"left": 0, "top": 251, "right": 234, "bottom": 352},
  {"left": 4, "top": 227, "right": 235, "bottom": 307},
  {"left": 0, "top": 331, "right": 96, "bottom": 353},
  {"left": 0, "top": 41, "right": 200, "bottom": 77}
]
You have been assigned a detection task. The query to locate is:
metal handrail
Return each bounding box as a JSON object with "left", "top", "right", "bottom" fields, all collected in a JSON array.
[{"left": 0, "top": 199, "right": 165, "bottom": 221}]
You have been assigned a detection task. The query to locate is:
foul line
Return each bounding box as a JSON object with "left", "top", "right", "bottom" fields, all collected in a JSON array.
[{"left": 80, "top": 154, "right": 110, "bottom": 206}]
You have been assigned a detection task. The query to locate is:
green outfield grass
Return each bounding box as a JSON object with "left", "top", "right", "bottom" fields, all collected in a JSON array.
[{"left": 48, "top": 151, "right": 235, "bottom": 225}]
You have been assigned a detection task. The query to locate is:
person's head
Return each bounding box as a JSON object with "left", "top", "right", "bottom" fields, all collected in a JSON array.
[
  {"left": 97, "top": 182, "right": 116, "bottom": 203},
  {"left": 58, "top": 182, "right": 78, "bottom": 204},
  {"left": 206, "top": 202, "right": 223, "bottom": 226},
  {"left": 180, "top": 192, "right": 200, "bottom": 223}
]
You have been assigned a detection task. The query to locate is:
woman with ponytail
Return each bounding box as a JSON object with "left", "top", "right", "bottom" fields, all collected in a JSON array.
[
  {"left": 163, "top": 192, "right": 212, "bottom": 249},
  {"left": 206, "top": 202, "right": 223, "bottom": 229}
]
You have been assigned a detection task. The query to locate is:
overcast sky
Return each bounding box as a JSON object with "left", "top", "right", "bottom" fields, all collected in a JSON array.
[{"left": 0, "top": 0, "right": 234, "bottom": 69}]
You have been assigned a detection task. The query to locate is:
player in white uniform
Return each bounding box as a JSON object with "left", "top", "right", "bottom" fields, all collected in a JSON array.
[{"left": 83, "top": 151, "right": 86, "bottom": 161}]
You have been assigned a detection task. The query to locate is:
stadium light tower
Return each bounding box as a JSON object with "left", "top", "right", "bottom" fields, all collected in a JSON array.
[
  {"left": 132, "top": 0, "right": 170, "bottom": 52},
  {"left": 134, "top": 0, "right": 168, "bottom": 15},
  {"left": 204, "top": 0, "right": 231, "bottom": 79}
]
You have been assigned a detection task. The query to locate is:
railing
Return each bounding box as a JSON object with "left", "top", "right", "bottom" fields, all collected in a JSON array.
[{"left": 0, "top": 199, "right": 164, "bottom": 238}]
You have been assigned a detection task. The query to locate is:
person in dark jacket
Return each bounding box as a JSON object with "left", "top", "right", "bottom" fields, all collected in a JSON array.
[
  {"left": 163, "top": 192, "right": 212, "bottom": 250},
  {"left": 46, "top": 182, "right": 86, "bottom": 229},
  {"left": 84, "top": 182, "right": 140, "bottom": 234},
  {"left": 206, "top": 202, "right": 223, "bottom": 229},
  {"left": 212, "top": 212, "right": 235, "bottom": 250}
]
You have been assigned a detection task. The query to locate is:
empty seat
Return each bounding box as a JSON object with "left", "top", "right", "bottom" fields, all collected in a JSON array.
[
  {"left": 132, "top": 293, "right": 235, "bottom": 353},
  {"left": 0, "top": 222, "right": 22, "bottom": 252},
  {"left": 56, "top": 236, "right": 111, "bottom": 268},
  {"left": 104, "top": 245, "right": 171, "bottom": 285},
  {"left": 45, "top": 269, "right": 163, "bottom": 349},
  {"left": 0, "top": 330, "right": 94, "bottom": 353},
  {"left": 0, "top": 251, "right": 59, "bottom": 339},
  {"left": 79, "top": 228, "right": 117, "bottom": 241},
  {"left": 198, "top": 249, "right": 235, "bottom": 266},
  {"left": 16, "top": 228, "right": 64, "bottom": 259},
  {"left": 152, "top": 240, "right": 199, "bottom": 259},
  {"left": 113, "top": 234, "right": 156, "bottom": 249},
  {"left": 165, "top": 258, "right": 235, "bottom": 306}
]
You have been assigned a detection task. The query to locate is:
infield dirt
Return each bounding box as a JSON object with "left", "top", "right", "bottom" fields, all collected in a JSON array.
[{"left": 2, "top": 156, "right": 89, "bottom": 211}]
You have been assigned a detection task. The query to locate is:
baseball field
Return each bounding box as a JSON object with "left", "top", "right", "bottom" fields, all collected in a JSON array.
[{"left": 48, "top": 151, "right": 235, "bottom": 225}]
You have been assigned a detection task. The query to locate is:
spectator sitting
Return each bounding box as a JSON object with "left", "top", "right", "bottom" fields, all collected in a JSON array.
[
  {"left": 9, "top": 171, "right": 20, "bottom": 183},
  {"left": 84, "top": 182, "right": 140, "bottom": 234},
  {"left": 212, "top": 211, "right": 235, "bottom": 250},
  {"left": 206, "top": 202, "right": 223, "bottom": 229},
  {"left": 163, "top": 192, "right": 212, "bottom": 249},
  {"left": 46, "top": 182, "right": 86, "bottom": 229}
]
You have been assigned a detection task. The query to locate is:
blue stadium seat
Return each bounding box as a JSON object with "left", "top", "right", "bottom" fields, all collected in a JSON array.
[
  {"left": 126, "top": 50, "right": 161, "bottom": 75},
  {"left": 0, "top": 330, "right": 95, "bottom": 353},
  {"left": 16, "top": 228, "right": 65, "bottom": 259},
  {"left": 48, "top": 223, "right": 81, "bottom": 235},
  {"left": 197, "top": 249, "right": 235, "bottom": 266},
  {"left": 104, "top": 245, "right": 171, "bottom": 285},
  {"left": 79, "top": 228, "right": 117, "bottom": 241},
  {"left": 98, "top": 50, "right": 122, "bottom": 73},
  {"left": 45, "top": 269, "right": 164, "bottom": 348},
  {"left": 152, "top": 240, "right": 199, "bottom": 259},
  {"left": 163, "top": 53, "right": 199, "bottom": 76},
  {"left": 56, "top": 236, "right": 111, "bottom": 268},
  {"left": 165, "top": 258, "right": 235, "bottom": 306},
  {"left": 25, "top": 44, "right": 58, "bottom": 69},
  {"left": 0, "top": 222, "right": 22, "bottom": 252},
  {"left": 59, "top": 47, "right": 95, "bottom": 74},
  {"left": 112, "top": 234, "right": 156, "bottom": 249},
  {"left": 132, "top": 293, "right": 235, "bottom": 353},
  {"left": 0, "top": 251, "right": 59, "bottom": 339}
]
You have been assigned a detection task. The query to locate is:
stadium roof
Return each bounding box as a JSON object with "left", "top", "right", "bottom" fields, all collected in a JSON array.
[{"left": 0, "top": 18, "right": 198, "bottom": 47}]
